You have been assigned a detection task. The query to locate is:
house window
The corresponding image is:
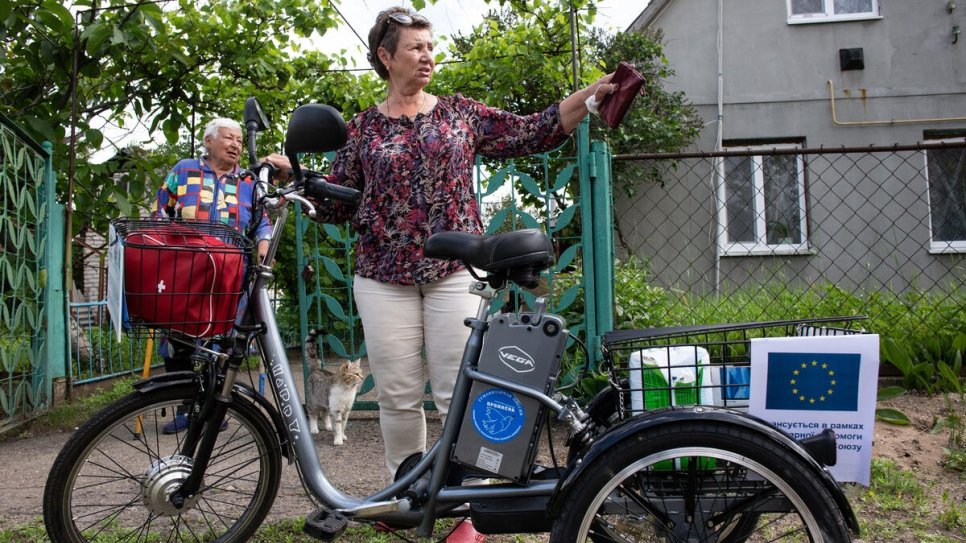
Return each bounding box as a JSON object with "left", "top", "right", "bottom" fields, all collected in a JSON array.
[
  {"left": 717, "top": 144, "right": 809, "bottom": 256},
  {"left": 787, "top": 0, "right": 880, "bottom": 23},
  {"left": 925, "top": 142, "right": 966, "bottom": 253}
]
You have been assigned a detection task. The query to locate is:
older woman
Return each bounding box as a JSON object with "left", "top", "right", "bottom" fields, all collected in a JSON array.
[
  {"left": 273, "top": 6, "right": 616, "bottom": 480},
  {"left": 156, "top": 118, "right": 271, "bottom": 260},
  {"left": 154, "top": 117, "right": 272, "bottom": 433}
]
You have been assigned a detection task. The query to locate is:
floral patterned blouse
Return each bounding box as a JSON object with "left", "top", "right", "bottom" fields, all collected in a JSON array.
[{"left": 321, "top": 93, "right": 568, "bottom": 285}]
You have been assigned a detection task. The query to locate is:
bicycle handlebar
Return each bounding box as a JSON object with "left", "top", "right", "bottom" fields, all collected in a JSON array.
[
  {"left": 302, "top": 172, "right": 362, "bottom": 205},
  {"left": 253, "top": 164, "right": 360, "bottom": 221}
]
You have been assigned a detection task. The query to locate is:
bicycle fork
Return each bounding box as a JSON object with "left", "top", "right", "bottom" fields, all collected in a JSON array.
[{"left": 169, "top": 353, "right": 244, "bottom": 509}]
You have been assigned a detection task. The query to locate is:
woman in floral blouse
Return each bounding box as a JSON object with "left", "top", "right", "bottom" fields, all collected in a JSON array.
[{"left": 272, "top": 5, "right": 616, "bottom": 490}]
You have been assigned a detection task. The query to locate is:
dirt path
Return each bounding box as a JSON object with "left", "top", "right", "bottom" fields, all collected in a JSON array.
[
  {"left": 0, "top": 412, "right": 401, "bottom": 527},
  {"left": 0, "top": 382, "right": 960, "bottom": 542},
  {"left": 0, "top": 361, "right": 411, "bottom": 529}
]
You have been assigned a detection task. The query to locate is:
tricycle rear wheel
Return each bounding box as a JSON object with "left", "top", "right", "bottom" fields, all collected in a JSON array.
[{"left": 552, "top": 419, "right": 850, "bottom": 542}]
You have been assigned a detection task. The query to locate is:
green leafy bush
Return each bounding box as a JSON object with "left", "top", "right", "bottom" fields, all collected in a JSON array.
[
  {"left": 883, "top": 336, "right": 964, "bottom": 395},
  {"left": 610, "top": 260, "right": 965, "bottom": 395}
]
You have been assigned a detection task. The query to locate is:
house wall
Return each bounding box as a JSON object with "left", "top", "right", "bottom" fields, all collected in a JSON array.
[
  {"left": 619, "top": 0, "right": 966, "bottom": 296},
  {"left": 633, "top": 0, "right": 966, "bottom": 148}
]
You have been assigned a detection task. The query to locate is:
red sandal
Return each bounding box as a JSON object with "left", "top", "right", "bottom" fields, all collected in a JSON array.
[{"left": 446, "top": 520, "right": 486, "bottom": 543}]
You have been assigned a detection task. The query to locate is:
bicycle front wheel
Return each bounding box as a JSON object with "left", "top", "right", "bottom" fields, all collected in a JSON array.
[
  {"left": 550, "top": 419, "right": 852, "bottom": 542},
  {"left": 43, "top": 384, "right": 282, "bottom": 543}
]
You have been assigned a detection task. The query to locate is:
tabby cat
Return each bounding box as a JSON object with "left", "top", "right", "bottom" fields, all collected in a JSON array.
[{"left": 304, "top": 329, "right": 365, "bottom": 446}]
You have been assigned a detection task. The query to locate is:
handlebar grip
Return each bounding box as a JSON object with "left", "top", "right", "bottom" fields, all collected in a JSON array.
[{"left": 304, "top": 175, "right": 362, "bottom": 205}]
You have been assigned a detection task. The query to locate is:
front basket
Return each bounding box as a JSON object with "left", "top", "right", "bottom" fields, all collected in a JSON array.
[{"left": 112, "top": 218, "right": 253, "bottom": 338}]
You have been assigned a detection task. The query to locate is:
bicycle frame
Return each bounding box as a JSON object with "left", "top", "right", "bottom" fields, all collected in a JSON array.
[{"left": 231, "top": 175, "right": 586, "bottom": 536}]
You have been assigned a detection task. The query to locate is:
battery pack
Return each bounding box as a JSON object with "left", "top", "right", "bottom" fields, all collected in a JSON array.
[{"left": 451, "top": 311, "right": 567, "bottom": 482}]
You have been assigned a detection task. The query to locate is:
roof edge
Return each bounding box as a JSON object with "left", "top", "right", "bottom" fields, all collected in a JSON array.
[{"left": 627, "top": 0, "right": 677, "bottom": 32}]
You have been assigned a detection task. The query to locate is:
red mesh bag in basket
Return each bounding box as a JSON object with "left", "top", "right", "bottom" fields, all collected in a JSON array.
[{"left": 122, "top": 223, "right": 246, "bottom": 337}]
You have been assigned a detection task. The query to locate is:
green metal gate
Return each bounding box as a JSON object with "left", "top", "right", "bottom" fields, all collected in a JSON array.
[
  {"left": 295, "top": 119, "right": 614, "bottom": 405},
  {"left": 0, "top": 113, "right": 64, "bottom": 431}
]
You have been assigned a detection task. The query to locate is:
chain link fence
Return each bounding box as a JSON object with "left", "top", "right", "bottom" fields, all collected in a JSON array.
[{"left": 610, "top": 142, "right": 966, "bottom": 359}]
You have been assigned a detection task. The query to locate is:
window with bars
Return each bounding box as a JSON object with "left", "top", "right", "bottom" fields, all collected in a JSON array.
[
  {"left": 717, "top": 144, "right": 810, "bottom": 257},
  {"left": 925, "top": 142, "right": 966, "bottom": 253},
  {"left": 787, "top": 0, "right": 880, "bottom": 23}
]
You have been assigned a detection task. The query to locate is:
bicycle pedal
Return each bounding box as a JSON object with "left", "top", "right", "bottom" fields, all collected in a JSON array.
[{"left": 303, "top": 507, "right": 348, "bottom": 541}]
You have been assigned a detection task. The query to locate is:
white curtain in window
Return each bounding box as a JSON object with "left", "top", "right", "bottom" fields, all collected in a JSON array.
[
  {"left": 834, "top": 0, "right": 873, "bottom": 14},
  {"left": 725, "top": 156, "right": 756, "bottom": 243},
  {"left": 928, "top": 148, "right": 966, "bottom": 242},
  {"left": 792, "top": 0, "right": 824, "bottom": 14},
  {"left": 762, "top": 155, "right": 803, "bottom": 244}
]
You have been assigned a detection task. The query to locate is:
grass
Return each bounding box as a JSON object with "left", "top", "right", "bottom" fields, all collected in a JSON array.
[
  {"left": 9, "top": 459, "right": 965, "bottom": 542},
  {"left": 938, "top": 491, "right": 966, "bottom": 534},
  {"left": 248, "top": 517, "right": 488, "bottom": 542},
  {"left": 852, "top": 399, "right": 965, "bottom": 542},
  {"left": 1, "top": 517, "right": 483, "bottom": 543},
  {"left": 935, "top": 394, "right": 966, "bottom": 478},
  {"left": 851, "top": 457, "right": 965, "bottom": 542},
  {"left": 17, "top": 353, "right": 265, "bottom": 436},
  {"left": 0, "top": 522, "right": 46, "bottom": 543},
  {"left": 20, "top": 377, "right": 140, "bottom": 436}
]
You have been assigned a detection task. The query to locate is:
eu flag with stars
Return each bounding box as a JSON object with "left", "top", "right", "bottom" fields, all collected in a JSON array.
[{"left": 765, "top": 352, "right": 861, "bottom": 411}]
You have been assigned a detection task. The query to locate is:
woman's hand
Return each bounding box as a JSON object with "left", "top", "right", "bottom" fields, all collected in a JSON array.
[
  {"left": 586, "top": 73, "right": 620, "bottom": 109},
  {"left": 260, "top": 153, "right": 293, "bottom": 182},
  {"left": 559, "top": 72, "right": 620, "bottom": 133}
]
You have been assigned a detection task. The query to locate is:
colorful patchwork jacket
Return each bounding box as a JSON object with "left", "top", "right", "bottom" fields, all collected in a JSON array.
[{"left": 154, "top": 157, "right": 271, "bottom": 242}]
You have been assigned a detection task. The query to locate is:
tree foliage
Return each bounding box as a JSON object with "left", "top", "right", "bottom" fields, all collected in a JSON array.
[
  {"left": 1, "top": 0, "right": 698, "bottom": 299},
  {"left": 431, "top": 0, "right": 700, "bottom": 216},
  {"left": 587, "top": 27, "right": 701, "bottom": 193},
  {"left": 2, "top": 0, "right": 698, "bottom": 225},
  {"left": 434, "top": 0, "right": 699, "bottom": 150},
  {"left": 0, "top": 0, "right": 372, "bottom": 235}
]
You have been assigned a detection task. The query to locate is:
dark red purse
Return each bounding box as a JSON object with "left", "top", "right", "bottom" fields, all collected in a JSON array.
[{"left": 599, "top": 61, "right": 646, "bottom": 129}]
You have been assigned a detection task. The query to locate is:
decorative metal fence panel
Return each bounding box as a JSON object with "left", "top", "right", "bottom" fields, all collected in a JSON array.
[
  {"left": 67, "top": 229, "right": 154, "bottom": 385},
  {"left": 67, "top": 299, "right": 152, "bottom": 385},
  {"left": 611, "top": 142, "right": 966, "bottom": 356},
  {"left": 0, "top": 113, "right": 54, "bottom": 430}
]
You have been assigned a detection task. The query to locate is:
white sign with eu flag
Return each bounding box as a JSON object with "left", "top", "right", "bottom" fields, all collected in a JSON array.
[{"left": 748, "top": 334, "right": 879, "bottom": 485}]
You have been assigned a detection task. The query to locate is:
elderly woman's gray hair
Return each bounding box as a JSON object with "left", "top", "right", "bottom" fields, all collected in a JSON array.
[{"left": 203, "top": 118, "right": 242, "bottom": 145}]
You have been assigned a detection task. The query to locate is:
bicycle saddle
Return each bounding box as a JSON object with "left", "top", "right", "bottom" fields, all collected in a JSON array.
[{"left": 424, "top": 229, "right": 554, "bottom": 288}]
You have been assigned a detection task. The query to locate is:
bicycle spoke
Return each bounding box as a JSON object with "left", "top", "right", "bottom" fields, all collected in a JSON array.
[
  {"left": 196, "top": 495, "right": 236, "bottom": 531},
  {"left": 77, "top": 492, "right": 143, "bottom": 540}
]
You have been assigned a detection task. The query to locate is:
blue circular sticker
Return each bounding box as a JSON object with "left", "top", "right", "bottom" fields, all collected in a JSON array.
[{"left": 471, "top": 388, "right": 525, "bottom": 443}]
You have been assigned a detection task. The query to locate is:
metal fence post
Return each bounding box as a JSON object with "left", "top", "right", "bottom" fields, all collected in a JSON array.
[
  {"left": 590, "top": 139, "right": 615, "bottom": 342},
  {"left": 295, "top": 207, "right": 310, "bottom": 389},
  {"left": 44, "top": 143, "right": 67, "bottom": 388},
  {"left": 576, "top": 118, "right": 600, "bottom": 362}
]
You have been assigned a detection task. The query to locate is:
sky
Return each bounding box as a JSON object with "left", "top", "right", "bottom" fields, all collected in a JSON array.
[
  {"left": 321, "top": 0, "right": 649, "bottom": 69},
  {"left": 93, "top": 0, "right": 650, "bottom": 161}
]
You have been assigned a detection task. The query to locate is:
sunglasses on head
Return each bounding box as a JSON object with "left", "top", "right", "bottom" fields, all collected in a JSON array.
[
  {"left": 371, "top": 10, "right": 429, "bottom": 55},
  {"left": 386, "top": 11, "right": 428, "bottom": 26}
]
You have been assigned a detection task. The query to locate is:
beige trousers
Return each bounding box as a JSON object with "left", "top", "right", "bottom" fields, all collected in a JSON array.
[{"left": 353, "top": 269, "right": 481, "bottom": 475}]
